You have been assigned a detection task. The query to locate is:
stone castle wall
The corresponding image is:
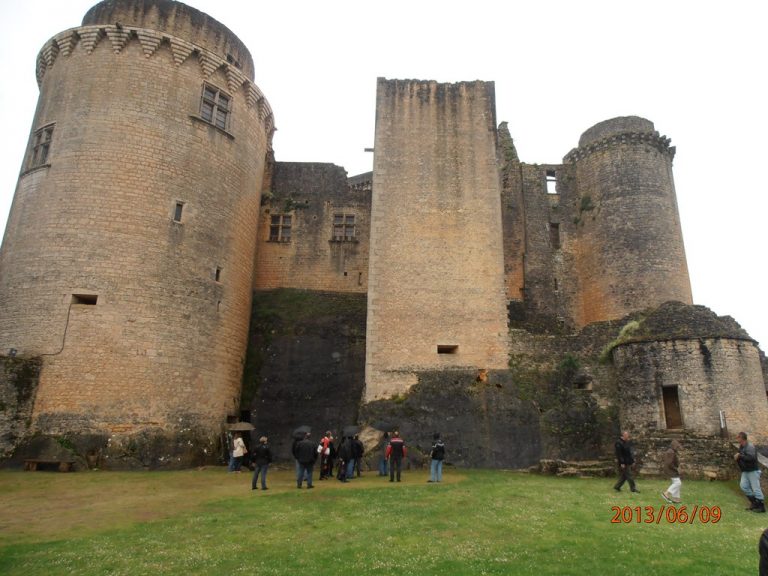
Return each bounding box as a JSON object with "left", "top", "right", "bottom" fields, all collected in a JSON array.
[
  {"left": 253, "top": 163, "right": 370, "bottom": 293},
  {"left": 564, "top": 117, "right": 692, "bottom": 326},
  {"left": 0, "top": 0, "right": 273, "bottom": 464},
  {"left": 364, "top": 78, "right": 510, "bottom": 400}
]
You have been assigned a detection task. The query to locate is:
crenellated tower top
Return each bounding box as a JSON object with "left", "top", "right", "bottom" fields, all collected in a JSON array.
[{"left": 35, "top": 0, "right": 275, "bottom": 146}]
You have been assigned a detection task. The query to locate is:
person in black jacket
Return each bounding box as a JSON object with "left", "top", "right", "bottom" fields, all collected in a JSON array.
[
  {"left": 352, "top": 434, "right": 364, "bottom": 477},
  {"left": 293, "top": 432, "right": 317, "bottom": 489},
  {"left": 735, "top": 431, "right": 765, "bottom": 512},
  {"left": 613, "top": 431, "right": 639, "bottom": 493},
  {"left": 386, "top": 431, "right": 407, "bottom": 482},
  {"left": 251, "top": 436, "right": 273, "bottom": 491},
  {"left": 337, "top": 436, "right": 353, "bottom": 482}
]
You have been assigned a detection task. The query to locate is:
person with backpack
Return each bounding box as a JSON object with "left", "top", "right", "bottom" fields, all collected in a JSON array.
[{"left": 429, "top": 432, "right": 446, "bottom": 483}]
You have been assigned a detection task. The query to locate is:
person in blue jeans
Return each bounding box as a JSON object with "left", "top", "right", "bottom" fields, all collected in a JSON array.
[
  {"left": 378, "top": 432, "right": 389, "bottom": 476},
  {"left": 251, "top": 436, "right": 273, "bottom": 490},
  {"left": 429, "top": 432, "right": 446, "bottom": 483},
  {"left": 736, "top": 431, "right": 765, "bottom": 512}
]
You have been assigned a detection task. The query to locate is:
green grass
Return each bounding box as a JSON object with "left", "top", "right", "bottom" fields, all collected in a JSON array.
[{"left": 0, "top": 468, "right": 763, "bottom": 575}]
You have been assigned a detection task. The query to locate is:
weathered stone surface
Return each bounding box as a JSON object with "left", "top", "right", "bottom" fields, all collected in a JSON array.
[
  {"left": 253, "top": 163, "right": 371, "bottom": 294},
  {"left": 0, "top": 357, "right": 41, "bottom": 459},
  {"left": 359, "top": 370, "right": 543, "bottom": 469},
  {"left": 365, "top": 79, "right": 510, "bottom": 400},
  {"left": 244, "top": 289, "right": 367, "bottom": 461}
]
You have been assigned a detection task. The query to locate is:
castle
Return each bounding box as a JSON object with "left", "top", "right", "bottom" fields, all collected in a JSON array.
[{"left": 1, "top": 0, "right": 766, "bottom": 472}]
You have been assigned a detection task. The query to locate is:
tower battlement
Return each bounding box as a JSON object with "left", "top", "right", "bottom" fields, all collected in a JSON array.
[{"left": 36, "top": 24, "right": 274, "bottom": 143}]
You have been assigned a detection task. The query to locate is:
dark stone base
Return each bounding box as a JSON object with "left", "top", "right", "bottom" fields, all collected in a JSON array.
[{"left": 3, "top": 427, "right": 221, "bottom": 471}]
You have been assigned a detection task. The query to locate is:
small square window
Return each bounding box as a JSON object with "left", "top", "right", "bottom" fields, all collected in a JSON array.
[{"left": 437, "top": 345, "right": 458, "bottom": 354}]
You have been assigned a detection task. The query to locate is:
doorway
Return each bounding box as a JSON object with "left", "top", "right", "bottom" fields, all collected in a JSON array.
[{"left": 662, "top": 386, "right": 683, "bottom": 429}]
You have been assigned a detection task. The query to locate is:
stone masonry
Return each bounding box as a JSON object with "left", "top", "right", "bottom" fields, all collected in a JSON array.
[
  {"left": 364, "top": 79, "right": 511, "bottom": 400},
  {"left": 1, "top": 0, "right": 765, "bottom": 469}
]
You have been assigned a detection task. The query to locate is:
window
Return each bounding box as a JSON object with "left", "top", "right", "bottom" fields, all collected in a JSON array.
[
  {"left": 545, "top": 170, "right": 557, "bottom": 194},
  {"left": 200, "top": 84, "right": 231, "bottom": 130},
  {"left": 549, "top": 223, "right": 560, "bottom": 249},
  {"left": 71, "top": 294, "right": 98, "bottom": 305},
  {"left": 215, "top": 267, "right": 222, "bottom": 282},
  {"left": 173, "top": 202, "right": 184, "bottom": 223},
  {"left": 269, "top": 214, "right": 292, "bottom": 242},
  {"left": 28, "top": 124, "right": 54, "bottom": 169},
  {"left": 333, "top": 214, "right": 356, "bottom": 241},
  {"left": 437, "top": 345, "right": 458, "bottom": 354}
]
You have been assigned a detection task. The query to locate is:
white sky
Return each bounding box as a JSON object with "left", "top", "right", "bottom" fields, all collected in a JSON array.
[{"left": 0, "top": 0, "right": 766, "bottom": 347}]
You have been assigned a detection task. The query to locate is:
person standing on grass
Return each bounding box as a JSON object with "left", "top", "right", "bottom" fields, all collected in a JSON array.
[
  {"left": 338, "top": 436, "right": 353, "bottom": 482},
  {"left": 353, "top": 434, "right": 365, "bottom": 477},
  {"left": 251, "top": 436, "right": 273, "bottom": 490},
  {"left": 379, "top": 432, "right": 389, "bottom": 477},
  {"left": 660, "top": 439, "right": 682, "bottom": 503},
  {"left": 428, "top": 433, "right": 446, "bottom": 483},
  {"left": 319, "top": 431, "right": 332, "bottom": 480},
  {"left": 295, "top": 432, "right": 317, "bottom": 489},
  {"left": 229, "top": 432, "right": 247, "bottom": 473},
  {"left": 386, "top": 430, "right": 407, "bottom": 482},
  {"left": 613, "top": 430, "right": 639, "bottom": 493},
  {"left": 735, "top": 431, "right": 765, "bottom": 512}
]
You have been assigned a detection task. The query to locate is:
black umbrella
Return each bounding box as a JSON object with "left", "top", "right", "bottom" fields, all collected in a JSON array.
[
  {"left": 292, "top": 425, "right": 311, "bottom": 439},
  {"left": 343, "top": 425, "right": 360, "bottom": 438}
]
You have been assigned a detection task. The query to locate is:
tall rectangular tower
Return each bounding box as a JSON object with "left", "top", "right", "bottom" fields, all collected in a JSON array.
[{"left": 365, "top": 78, "right": 510, "bottom": 400}]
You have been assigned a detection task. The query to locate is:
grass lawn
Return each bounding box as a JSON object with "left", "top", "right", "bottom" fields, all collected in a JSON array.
[{"left": 0, "top": 467, "right": 764, "bottom": 575}]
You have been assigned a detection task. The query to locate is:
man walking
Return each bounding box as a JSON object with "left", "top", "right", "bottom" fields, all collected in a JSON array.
[
  {"left": 660, "top": 439, "right": 682, "bottom": 503},
  {"left": 294, "top": 432, "right": 317, "bottom": 489},
  {"left": 386, "top": 430, "right": 407, "bottom": 482},
  {"left": 613, "top": 430, "right": 639, "bottom": 493},
  {"left": 735, "top": 431, "right": 765, "bottom": 512}
]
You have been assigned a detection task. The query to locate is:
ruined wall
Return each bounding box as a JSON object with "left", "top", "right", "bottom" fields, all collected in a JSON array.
[
  {"left": 0, "top": 0, "right": 273, "bottom": 466},
  {"left": 253, "top": 163, "right": 370, "bottom": 293},
  {"left": 563, "top": 117, "right": 692, "bottom": 327},
  {"left": 498, "top": 123, "right": 525, "bottom": 303},
  {"left": 243, "top": 289, "right": 367, "bottom": 461},
  {"left": 0, "top": 357, "right": 41, "bottom": 459},
  {"left": 365, "top": 78, "right": 510, "bottom": 400}
]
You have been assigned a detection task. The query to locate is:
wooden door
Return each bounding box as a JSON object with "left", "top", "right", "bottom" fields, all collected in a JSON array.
[{"left": 663, "top": 386, "right": 683, "bottom": 429}]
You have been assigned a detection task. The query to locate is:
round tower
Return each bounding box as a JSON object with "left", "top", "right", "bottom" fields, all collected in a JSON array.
[
  {"left": 564, "top": 116, "right": 692, "bottom": 326},
  {"left": 0, "top": 0, "right": 274, "bottom": 467}
]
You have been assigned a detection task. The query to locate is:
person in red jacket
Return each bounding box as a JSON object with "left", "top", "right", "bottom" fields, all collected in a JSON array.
[{"left": 385, "top": 431, "right": 407, "bottom": 482}]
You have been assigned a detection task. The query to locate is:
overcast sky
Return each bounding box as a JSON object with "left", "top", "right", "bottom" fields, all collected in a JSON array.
[{"left": 0, "top": 0, "right": 765, "bottom": 347}]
